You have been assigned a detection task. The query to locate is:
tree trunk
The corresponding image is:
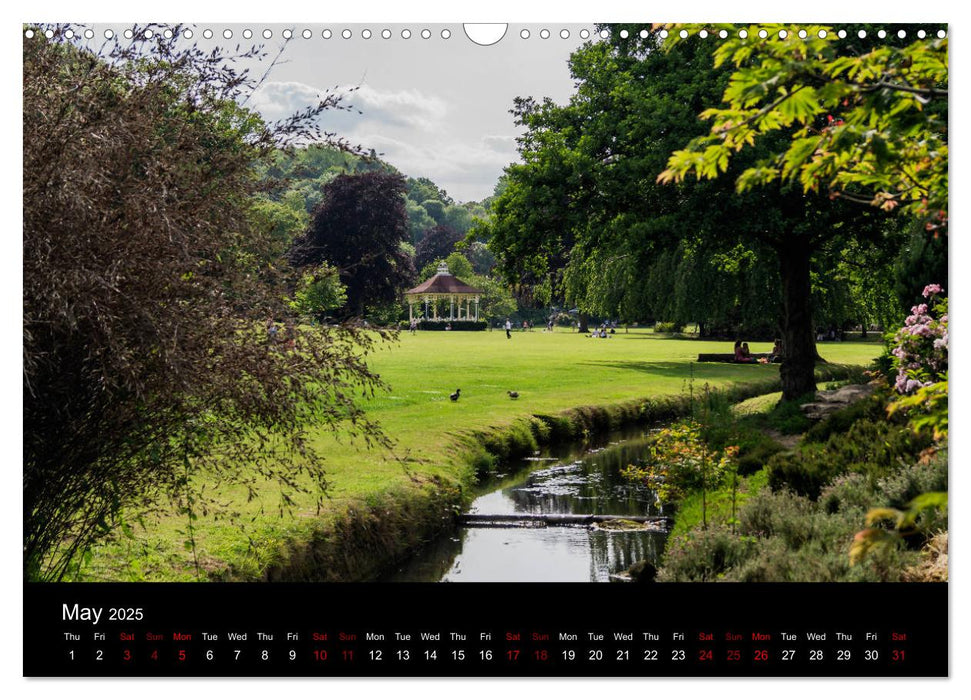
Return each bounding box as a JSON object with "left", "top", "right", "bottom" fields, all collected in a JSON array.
[
  {"left": 578, "top": 313, "right": 589, "bottom": 334},
  {"left": 777, "top": 238, "right": 818, "bottom": 401}
]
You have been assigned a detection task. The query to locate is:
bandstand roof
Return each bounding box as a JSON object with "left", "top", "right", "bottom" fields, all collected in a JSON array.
[{"left": 405, "top": 263, "right": 483, "bottom": 296}]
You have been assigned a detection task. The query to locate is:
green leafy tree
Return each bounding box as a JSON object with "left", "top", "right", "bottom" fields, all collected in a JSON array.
[
  {"left": 443, "top": 204, "right": 473, "bottom": 234},
  {"left": 420, "top": 252, "right": 474, "bottom": 281},
  {"left": 461, "top": 240, "right": 496, "bottom": 275},
  {"left": 623, "top": 420, "right": 739, "bottom": 529},
  {"left": 289, "top": 264, "right": 348, "bottom": 321},
  {"left": 405, "top": 198, "right": 437, "bottom": 245},
  {"left": 467, "top": 274, "right": 518, "bottom": 322},
  {"left": 488, "top": 26, "right": 894, "bottom": 395},
  {"left": 421, "top": 199, "right": 447, "bottom": 225},
  {"left": 407, "top": 176, "right": 452, "bottom": 205},
  {"left": 659, "top": 24, "right": 947, "bottom": 232}
]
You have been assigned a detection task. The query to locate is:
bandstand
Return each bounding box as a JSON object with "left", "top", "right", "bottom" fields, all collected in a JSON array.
[{"left": 404, "top": 262, "right": 483, "bottom": 323}]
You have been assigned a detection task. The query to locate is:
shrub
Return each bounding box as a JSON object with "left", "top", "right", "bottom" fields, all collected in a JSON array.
[
  {"left": 767, "top": 419, "right": 933, "bottom": 499},
  {"left": 889, "top": 285, "right": 947, "bottom": 394},
  {"left": 653, "top": 321, "right": 684, "bottom": 334},
  {"left": 819, "top": 473, "right": 873, "bottom": 516},
  {"left": 875, "top": 449, "right": 948, "bottom": 509},
  {"left": 803, "top": 394, "right": 888, "bottom": 443},
  {"left": 661, "top": 486, "right": 921, "bottom": 582},
  {"left": 656, "top": 526, "right": 758, "bottom": 581},
  {"left": 23, "top": 32, "right": 388, "bottom": 580}
]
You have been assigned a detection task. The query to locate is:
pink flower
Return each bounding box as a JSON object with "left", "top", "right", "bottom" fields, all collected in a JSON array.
[
  {"left": 922, "top": 284, "right": 943, "bottom": 298},
  {"left": 905, "top": 379, "right": 920, "bottom": 392}
]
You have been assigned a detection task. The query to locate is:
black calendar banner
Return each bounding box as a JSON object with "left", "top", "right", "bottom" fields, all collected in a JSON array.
[{"left": 24, "top": 583, "right": 947, "bottom": 677}]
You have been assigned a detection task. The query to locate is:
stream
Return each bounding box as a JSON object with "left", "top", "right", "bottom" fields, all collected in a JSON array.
[{"left": 382, "top": 428, "right": 669, "bottom": 582}]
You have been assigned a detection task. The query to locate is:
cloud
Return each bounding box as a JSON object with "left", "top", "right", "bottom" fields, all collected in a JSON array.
[
  {"left": 481, "top": 134, "right": 517, "bottom": 153},
  {"left": 246, "top": 81, "right": 518, "bottom": 200},
  {"left": 352, "top": 85, "right": 448, "bottom": 129},
  {"left": 248, "top": 80, "right": 447, "bottom": 131},
  {"left": 355, "top": 133, "right": 519, "bottom": 201}
]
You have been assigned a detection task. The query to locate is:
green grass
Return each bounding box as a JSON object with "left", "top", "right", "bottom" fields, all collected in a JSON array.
[
  {"left": 78, "top": 329, "right": 881, "bottom": 581},
  {"left": 667, "top": 469, "right": 770, "bottom": 540}
]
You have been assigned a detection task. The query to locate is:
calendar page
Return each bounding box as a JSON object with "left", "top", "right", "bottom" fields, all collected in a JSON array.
[{"left": 22, "top": 17, "right": 949, "bottom": 679}]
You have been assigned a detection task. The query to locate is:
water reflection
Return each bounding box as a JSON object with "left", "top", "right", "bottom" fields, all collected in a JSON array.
[{"left": 383, "top": 431, "right": 669, "bottom": 582}]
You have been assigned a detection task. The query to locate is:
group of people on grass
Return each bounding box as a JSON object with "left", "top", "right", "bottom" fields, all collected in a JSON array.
[{"left": 734, "top": 338, "right": 784, "bottom": 364}]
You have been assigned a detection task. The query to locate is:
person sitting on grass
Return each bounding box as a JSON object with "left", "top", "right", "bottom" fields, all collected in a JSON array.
[{"left": 769, "top": 338, "right": 784, "bottom": 363}]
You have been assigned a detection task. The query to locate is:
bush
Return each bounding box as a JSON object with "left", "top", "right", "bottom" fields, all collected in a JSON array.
[
  {"left": 23, "top": 32, "right": 387, "bottom": 580},
  {"left": 767, "top": 419, "right": 933, "bottom": 499},
  {"left": 661, "top": 485, "right": 923, "bottom": 582},
  {"left": 653, "top": 321, "right": 684, "bottom": 334},
  {"left": 656, "top": 526, "right": 758, "bottom": 581},
  {"left": 875, "top": 449, "right": 948, "bottom": 512},
  {"left": 803, "top": 394, "right": 887, "bottom": 443},
  {"left": 819, "top": 473, "right": 874, "bottom": 516}
]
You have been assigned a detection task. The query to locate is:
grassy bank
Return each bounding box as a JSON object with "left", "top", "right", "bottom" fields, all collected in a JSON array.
[{"left": 76, "top": 330, "right": 880, "bottom": 581}]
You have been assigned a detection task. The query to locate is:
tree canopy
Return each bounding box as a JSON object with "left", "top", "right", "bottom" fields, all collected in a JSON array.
[{"left": 659, "top": 24, "right": 948, "bottom": 232}]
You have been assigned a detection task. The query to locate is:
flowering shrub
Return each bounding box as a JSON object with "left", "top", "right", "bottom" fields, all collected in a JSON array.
[{"left": 890, "top": 284, "right": 947, "bottom": 394}]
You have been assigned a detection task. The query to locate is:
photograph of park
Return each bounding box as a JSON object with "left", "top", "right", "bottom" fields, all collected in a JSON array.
[{"left": 23, "top": 23, "right": 948, "bottom": 585}]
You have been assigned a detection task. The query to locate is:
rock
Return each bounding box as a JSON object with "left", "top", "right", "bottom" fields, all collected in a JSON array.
[
  {"left": 610, "top": 560, "right": 658, "bottom": 583},
  {"left": 801, "top": 383, "right": 876, "bottom": 421},
  {"left": 628, "top": 559, "right": 658, "bottom": 583}
]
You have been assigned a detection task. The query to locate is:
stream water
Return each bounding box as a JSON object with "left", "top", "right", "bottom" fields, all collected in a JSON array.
[{"left": 383, "top": 429, "right": 669, "bottom": 582}]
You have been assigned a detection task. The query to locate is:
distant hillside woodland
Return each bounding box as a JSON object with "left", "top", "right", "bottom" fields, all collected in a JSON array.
[{"left": 253, "top": 145, "right": 516, "bottom": 324}]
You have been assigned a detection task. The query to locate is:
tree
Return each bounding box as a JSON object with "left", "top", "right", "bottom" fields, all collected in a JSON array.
[
  {"left": 24, "top": 28, "right": 388, "bottom": 580},
  {"left": 420, "top": 199, "right": 447, "bottom": 225},
  {"left": 290, "top": 171, "right": 415, "bottom": 318},
  {"left": 462, "top": 241, "right": 497, "bottom": 275},
  {"left": 289, "top": 264, "right": 348, "bottom": 321},
  {"left": 467, "top": 274, "right": 519, "bottom": 322},
  {"left": 407, "top": 176, "right": 452, "bottom": 206},
  {"left": 420, "top": 251, "right": 474, "bottom": 281},
  {"left": 489, "top": 26, "right": 901, "bottom": 399},
  {"left": 405, "top": 198, "right": 437, "bottom": 245},
  {"left": 660, "top": 24, "right": 947, "bottom": 231},
  {"left": 414, "top": 224, "right": 463, "bottom": 272}
]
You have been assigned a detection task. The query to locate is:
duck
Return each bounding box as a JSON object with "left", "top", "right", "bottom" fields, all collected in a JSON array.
[
  {"left": 449, "top": 389, "right": 461, "bottom": 402},
  {"left": 507, "top": 391, "right": 519, "bottom": 399}
]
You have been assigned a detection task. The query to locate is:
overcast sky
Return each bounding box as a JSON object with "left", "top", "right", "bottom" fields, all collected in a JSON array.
[{"left": 236, "top": 24, "right": 593, "bottom": 202}]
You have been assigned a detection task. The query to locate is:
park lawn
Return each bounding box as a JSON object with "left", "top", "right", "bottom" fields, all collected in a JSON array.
[{"left": 79, "top": 329, "right": 881, "bottom": 581}]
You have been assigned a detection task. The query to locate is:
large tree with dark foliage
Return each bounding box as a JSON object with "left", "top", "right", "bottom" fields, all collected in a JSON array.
[
  {"left": 414, "top": 224, "right": 464, "bottom": 273},
  {"left": 23, "top": 27, "right": 388, "bottom": 581},
  {"left": 290, "top": 171, "right": 415, "bottom": 318}
]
